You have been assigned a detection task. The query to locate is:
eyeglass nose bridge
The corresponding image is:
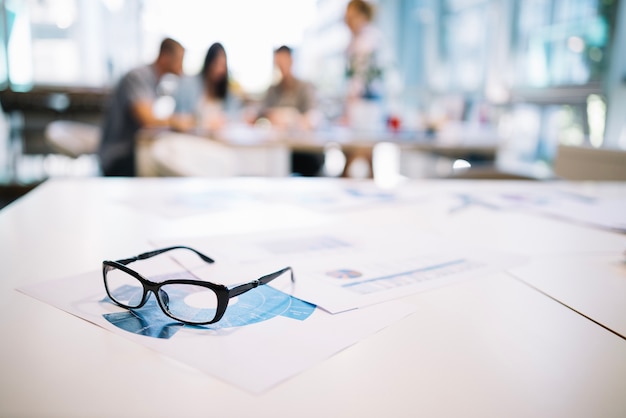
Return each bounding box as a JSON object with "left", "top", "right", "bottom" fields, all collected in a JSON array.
[
  {"left": 136, "top": 281, "right": 166, "bottom": 309},
  {"left": 129, "top": 283, "right": 177, "bottom": 323}
]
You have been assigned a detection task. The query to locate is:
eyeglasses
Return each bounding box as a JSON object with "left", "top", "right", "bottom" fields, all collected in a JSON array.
[{"left": 102, "top": 245, "right": 294, "bottom": 325}]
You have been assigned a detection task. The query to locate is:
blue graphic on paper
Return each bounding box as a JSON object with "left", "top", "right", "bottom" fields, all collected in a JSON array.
[
  {"left": 103, "top": 284, "right": 315, "bottom": 339},
  {"left": 340, "top": 258, "right": 479, "bottom": 295},
  {"left": 449, "top": 194, "right": 502, "bottom": 214},
  {"left": 326, "top": 269, "right": 363, "bottom": 279},
  {"left": 103, "top": 298, "right": 184, "bottom": 339},
  {"left": 344, "top": 187, "right": 395, "bottom": 202}
]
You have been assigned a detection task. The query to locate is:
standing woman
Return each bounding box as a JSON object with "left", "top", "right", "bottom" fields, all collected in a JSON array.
[
  {"left": 342, "top": 0, "right": 386, "bottom": 177},
  {"left": 344, "top": 0, "right": 385, "bottom": 103}
]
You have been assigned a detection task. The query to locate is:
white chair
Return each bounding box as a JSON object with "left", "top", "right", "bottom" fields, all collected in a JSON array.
[
  {"left": 553, "top": 144, "right": 626, "bottom": 181},
  {"left": 148, "top": 132, "right": 237, "bottom": 177},
  {"left": 44, "top": 120, "right": 100, "bottom": 158}
]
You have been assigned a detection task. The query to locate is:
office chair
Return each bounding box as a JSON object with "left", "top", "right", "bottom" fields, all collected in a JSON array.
[{"left": 553, "top": 144, "right": 626, "bottom": 181}]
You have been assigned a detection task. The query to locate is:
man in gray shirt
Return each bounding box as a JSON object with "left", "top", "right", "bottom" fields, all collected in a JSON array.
[
  {"left": 260, "top": 46, "right": 323, "bottom": 176},
  {"left": 261, "top": 45, "right": 316, "bottom": 124},
  {"left": 99, "top": 38, "right": 185, "bottom": 176}
]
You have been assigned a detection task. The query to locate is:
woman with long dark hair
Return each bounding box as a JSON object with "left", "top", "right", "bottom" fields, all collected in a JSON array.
[
  {"left": 173, "top": 42, "right": 240, "bottom": 132},
  {"left": 200, "top": 42, "right": 229, "bottom": 102}
]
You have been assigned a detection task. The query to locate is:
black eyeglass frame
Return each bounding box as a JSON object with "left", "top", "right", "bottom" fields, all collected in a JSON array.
[{"left": 102, "top": 245, "right": 294, "bottom": 325}]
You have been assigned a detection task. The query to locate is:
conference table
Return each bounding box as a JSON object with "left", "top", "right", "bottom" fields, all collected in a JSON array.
[
  {"left": 1, "top": 176, "right": 625, "bottom": 417},
  {"left": 136, "top": 124, "right": 499, "bottom": 177}
]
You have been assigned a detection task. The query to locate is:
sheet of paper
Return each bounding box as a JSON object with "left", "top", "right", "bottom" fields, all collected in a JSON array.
[
  {"left": 508, "top": 253, "right": 626, "bottom": 338},
  {"left": 441, "top": 187, "right": 626, "bottom": 233},
  {"left": 155, "top": 224, "right": 524, "bottom": 314},
  {"left": 18, "top": 266, "right": 415, "bottom": 394},
  {"left": 115, "top": 178, "right": 429, "bottom": 219},
  {"left": 524, "top": 195, "right": 626, "bottom": 233}
]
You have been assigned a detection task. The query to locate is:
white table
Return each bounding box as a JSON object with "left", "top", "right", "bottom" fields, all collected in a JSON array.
[
  {"left": 1, "top": 177, "right": 625, "bottom": 417},
  {"left": 136, "top": 127, "right": 498, "bottom": 178}
]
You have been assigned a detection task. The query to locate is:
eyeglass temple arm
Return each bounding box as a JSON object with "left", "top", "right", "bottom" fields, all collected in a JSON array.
[
  {"left": 115, "top": 246, "right": 215, "bottom": 266},
  {"left": 229, "top": 266, "right": 294, "bottom": 298}
]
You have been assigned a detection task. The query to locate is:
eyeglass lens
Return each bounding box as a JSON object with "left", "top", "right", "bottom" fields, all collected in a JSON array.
[
  {"left": 158, "top": 283, "right": 219, "bottom": 323},
  {"left": 105, "top": 265, "right": 220, "bottom": 324},
  {"left": 104, "top": 265, "right": 144, "bottom": 308}
]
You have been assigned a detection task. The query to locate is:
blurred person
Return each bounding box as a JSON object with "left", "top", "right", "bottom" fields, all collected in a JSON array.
[
  {"left": 260, "top": 46, "right": 317, "bottom": 130},
  {"left": 260, "top": 45, "right": 323, "bottom": 176},
  {"left": 98, "top": 38, "right": 185, "bottom": 176},
  {"left": 344, "top": 0, "right": 385, "bottom": 103},
  {"left": 342, "top": 0, "right": 386, "bottom": 177},
  {"left": 173, "top": 42, "right": 242, "bottom": 132}
]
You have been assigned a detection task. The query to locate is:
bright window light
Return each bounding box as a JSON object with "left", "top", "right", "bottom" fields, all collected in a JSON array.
[
  {"left": 587, "top": 94, "right": 606, "bottom": 148},
  {"left": 142, "top": 0, "right": 317, "bottom": 94}
]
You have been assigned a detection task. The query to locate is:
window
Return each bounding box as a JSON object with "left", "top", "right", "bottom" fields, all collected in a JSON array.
[
  {"left": 512, "top": 0, "right": 613, "bottom": 87},
  {"left": 0, "top": 0, "right": 316, "bottom": 94}
]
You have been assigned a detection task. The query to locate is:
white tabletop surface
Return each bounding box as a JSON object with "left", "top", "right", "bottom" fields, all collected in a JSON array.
[{"left": 1, "top": 177, "right": 625, "bottom": 417}]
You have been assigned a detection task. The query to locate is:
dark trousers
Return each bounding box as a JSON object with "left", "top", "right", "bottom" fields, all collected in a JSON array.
[
  {"left": 102, "top": 153, "right": 136, "bottom": 177},
  {"left": 291, "top": 151, "right": 325, "bottom": 177}
]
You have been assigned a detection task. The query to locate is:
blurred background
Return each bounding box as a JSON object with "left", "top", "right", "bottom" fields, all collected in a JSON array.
[{"left": 0, "top": 0, "right": 624, "bottom": 202}]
